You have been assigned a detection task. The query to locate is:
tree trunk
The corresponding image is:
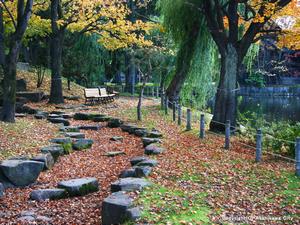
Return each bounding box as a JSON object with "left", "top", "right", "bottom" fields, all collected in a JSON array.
[
  {"left": 166, "top": 23, "right": 200, "bottom": 101},
  {"left": 210, "top": 44, "right": 238, "bottom": 132},
  {"left": 137, "top": 85, "right": 145, "bottom": 121},
  {"left": 49, "top": 30, "right": 64, "bottom": 104},
  {"left": 0, "top": 41, "right": 21, "bottom": 122},
  {"left": 125, "top": 53, "right": 136, "bottom": 94}
]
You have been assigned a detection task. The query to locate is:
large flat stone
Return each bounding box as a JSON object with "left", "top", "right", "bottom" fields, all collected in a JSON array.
[
  {"left": 147, "top": 130, "right": 163, "bottom": 138},
  {"left": 102, "top": 192, "right": 133, "bottom": 225},
  {"left": 57, "top": 177, "right": 99, "bottom": 196},
  {"left": 0, "top": 160, "right": 44, "bottom": 187},
  {"left": 49, "top": 138, "right": 72, "bottom": 145},
  {"left": 136, "top": 159, "right": 158, "bottom": 167},
  {"left": 30, "top": 189, "right": 66, "bottom": 201},
  {"left": 134, "top": 166, "right": 152, "bottom": 178},
  {"left": 59, "top": 126, "right": 80, "bottom": 132},
  {"left": 145, "top": 144, "right": 165, "bottom": 155},
  {"left": 31, "top": 153, "right": 55, "bottom": 171},
  {"left": 48, "top": 118, "right": 70, "bottom": 126},
  {"left": 130, "top": 156, "right": 149, "bottom": 166},
  {"left": 79, "top": 125, "right": 101, "bottom": 131},
  {"left": 142, "top": 137, "right": 161, "bottom": 147},
  {"left": 72, "top": 139, "right": 93, "bottom": 150},
  {"left": 40, "top": 145, "right": 64, "bottom": 162},
  {"left": 65, "top": 132, "right": 85, "bottom": 139},
  {"left": 111, "top": 178, "right": 151, "bottom": 192},
  {"left": 107, "top": 118, "right": 123, "bottom": 128}
]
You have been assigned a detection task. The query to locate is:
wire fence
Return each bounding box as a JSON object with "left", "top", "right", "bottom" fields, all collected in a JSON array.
[{"left": 157, "top": 95, "right": 300, "bottom": 176}]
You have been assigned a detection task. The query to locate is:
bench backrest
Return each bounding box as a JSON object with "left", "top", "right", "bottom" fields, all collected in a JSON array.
[
  {"left": 99, "top": 88, "right": 108, "bottom": 96},
  {"left": 84, "top": 88, "right": 100, "bottom": 97}
]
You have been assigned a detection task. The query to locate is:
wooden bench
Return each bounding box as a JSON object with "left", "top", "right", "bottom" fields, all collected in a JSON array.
[
  {"left": 99, "top": 88, "right": 115, "bottom": 103},
  {"left": 84, "top": 88, "right": 101, "bottom": 104}
]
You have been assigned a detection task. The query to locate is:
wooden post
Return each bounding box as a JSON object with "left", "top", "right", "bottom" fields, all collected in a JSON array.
[
  {"left": 225, "top": 120, "right": 230, "bottom": 149},
  {"left": 178, "top": 104, "right": 182, "bottom": 126},
  {"left": 296, "top": 138, "right": 300, "bottom": 177},
  {"left": 200, "top": 114, "right": 205, "bottom": 139},
  {"left": 256, "top": 129, "right": 262, "bottom": 162},
  {"left": 164, "top": 95, "right": 168, "bottom": 115},
  {"left": 186, "top": 108, "right": 192, "bottom": 131},
  {"left": 172, "top": 102, "right": 176, "bottom": 122}
]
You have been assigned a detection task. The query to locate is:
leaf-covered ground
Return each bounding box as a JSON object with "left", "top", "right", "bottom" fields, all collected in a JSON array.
[{"left": 0, "top": 96, "right": 299, "bottom": 224}]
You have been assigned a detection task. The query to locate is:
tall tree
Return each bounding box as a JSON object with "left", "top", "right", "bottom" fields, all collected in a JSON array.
[{"left": 0, "top": 0, "right": 33, "bottom": 122}]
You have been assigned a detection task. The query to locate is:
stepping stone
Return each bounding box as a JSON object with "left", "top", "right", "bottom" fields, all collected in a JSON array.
[
  {"left": 59, "top": 126, "right": 80, "bottom": 132},
  {"left": 0, "top": 183, "right": 4, "bottom": 197},
  {"left": 8, "top": 155, "right": 30, "bottom": 160},
  {"left": 57, "top": 177, "right": 99, "bottom": 196},
  {"left": 40, "top": 145, "right": 64, "bottom": 162},
  {"left": 65, "top": 132, "right": 85, "bottom": 139},
  {"left": 30, "top": 188, "right": 66, "bottom": 201},
  {"left": 48, "top": 114, "right": 61, "bottom": 119},
  {"left": 73, "top": 113, "right": 91, "bottom": 120},
  {"left": 61, "top": 114, "right": 73, "bottom": 119},
  {"left": 144, "top": 144, "right": 165, "bottom": 155},
  {"left": 0, "top": 160, "right": 44, "bottom": 187},
  {"left": 110, "top": 136, "right": 123, "bottom": 142},
  {"left": 50, "top": 138, "right": 72, "bottom": 145},
  {"left": 93, "top": 116, "right": 111, "bottom": 122},
  {"left": 134, "top": 129, "right": 149, "bottom": 137},
  {"left": 130, "top": 156, "right": 149, "bottom": 166},
  {"left": 107, "top": 118, "right": 123, "bottom": 128},
  {"left": 48, "top": 118, "right": 70, "bottom": 126},
  {"left": 147, "top": 131, "right": 163, "bottom": 138},
  {"left": 120, "top": 124, "right": 138, "bottom": 133},
  {"left": 136, "top": 159, "right": 158, "bottom": 167},
  {"left": 104, "top": 151, "right": 125, "bottom": 157},
  {"left": 15, "top": 113, "right": 26, "bottom": 118},
  {"left": 119, "top": 169, "right": 136, "bottom": 178},
  {"left": 134, "top": 166, "right": 152, "bottom": 178},
  {"left": 18, "top": 216, "right": 35, "bottom": 222},
  {"left": 126, "top": 207, "right": 141, "bottom": 221},
  {"left": 36, "top": 216, "right": 52, "bottom": 222},
  {"left": 142, "top": 137, "right": 161, "bottom": 147},
  {"left": 50, "top": 111, "right": 65, "bottom": 115},
  {"left": 111, "top": 178, "right": 151, "bottom": 192},
  {"left": 102, "top": 192, "right": 133, "bottom": 225},
  {"left": 34, "top": 114, "right": 46, "bottom": 120},
  {"left": 31, "top": 153, "right": 55, "bottom": 171},
  {"left": 72, "top": 139, "right": 93, "bottom": 150},
  {"left": 79, "top": 125, "right": 101, "bottom": 131}
]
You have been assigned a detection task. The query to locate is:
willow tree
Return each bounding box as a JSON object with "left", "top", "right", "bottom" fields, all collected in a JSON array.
[{"left": 0, "top": 0, "right": 33, "bottom": 122}]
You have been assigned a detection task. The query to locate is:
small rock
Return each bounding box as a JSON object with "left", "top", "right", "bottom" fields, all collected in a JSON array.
[
  {"left": 65, "top": 132, "right": 85, "bottom": 139},
  {"left": 119, "top": 169, "right": 136, "bottom": 178},
  {"left": 102, "top": 192, "right": 133, "bottom": 225},
  {"left": 134, "top": 129, "right": 149, "bottom": 137},
  {"left": 104, "top": 151, "right": 125, "bottom": 157},
  {"left": 40, "top": 145, "right": 64, "bottom": 162},
  {"left": 147, "top": 131, "right": 163, "bottom": 138},
  {"left": 59, "top": 126, "right": 80, "bottom": 132},
  {"left": 110, "top": 136, "right": 123, "bottom": 142},
  {"left": 72, "top": 139, "right": 93, "bottom": 150},
  {"left": 18, "top": 216, "right": 35, "bottom": 222},
  {"left": 79, "top": 125, "right": 101, "bottom": 131},
  {"left": 130, "top": 156, "right": 148, "bottom": 166},
  {"left": 107, "top": 118, "right": 123, "bottom": 128},
  {"left": 0, "top": 160, "right": 44, "bottom": 187},
  {"left": 144, "top": 144, "right": 165, "bottom": 155},
  {"left": 20, "top": 210, "right": 36, "bottom": 217},
  {"left": 57, "top": 177, "right": 99, "bottom": 196},
  {"left": 134, "top": 166, "right": 152, "bottom": 178},
  {"left": 136, "top": 159, "right": 158, "bottom": 167},
  {"left": 126, "top": 207, "right": 141, "bottom": 221},
  {"left": 142, "top": 137, "right": 161, "bottom": 147},
  {"left": 48, "top": 118, "right": 70, "bottom": 126},
  {"left": 0, "top": 183, "right": 4, "bottom": 197},
  {"left": 31, "top": 153, "right": 55, "bottom": 171},
  {"left": 30, "top": 189, "right": 66, "bottom": 201},
  {"left": 50, "top": 138, "right": 72, "bottom": 145},
  {"left": 111, "top": 178, "right": 151, "bottom": 192}
]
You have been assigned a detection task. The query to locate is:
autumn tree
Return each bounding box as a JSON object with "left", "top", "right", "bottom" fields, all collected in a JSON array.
[{"left": 0, "top": 0, "right": 34, "bottom": 122}]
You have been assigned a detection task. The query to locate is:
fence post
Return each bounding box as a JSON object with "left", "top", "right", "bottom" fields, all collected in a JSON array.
[
  {"left": 200, "top": 114, "right": 205, "bottom": 139},
  {"left": 172, "top": 102, "right": 176, "bottom": 122},
  {"left": 164, "top": 95, "right": 168, "bottom": 115},
  {"left": 225, "top": 120, "right": 230, "bottom": 149},
  {"left": 296, "top": 138, "right": 300, "bottom": 177},
  {"left": 256, "top": 129, "right": 262, "bottom": 162},
  {"left": 178, "top": 104, "right": 182, "bottom": 126},
  {"left": 186, "top": 108, "right": 192, "bottom": 131}
]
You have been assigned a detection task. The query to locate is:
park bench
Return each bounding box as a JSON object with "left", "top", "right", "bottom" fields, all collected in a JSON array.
[
  {"left": 99, "top": 87, "right": 115, "bottom": 103},
  {"left": 84, "top": 88, "right": 101, "bottom": 104}
]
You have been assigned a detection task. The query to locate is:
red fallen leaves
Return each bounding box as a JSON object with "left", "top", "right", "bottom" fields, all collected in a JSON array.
[{"left": 0, "top": 117, "right": 145, "bottom": 224}]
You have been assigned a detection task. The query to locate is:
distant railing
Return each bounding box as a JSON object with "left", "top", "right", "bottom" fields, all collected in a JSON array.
[{"left": 159, "top": 93, "right": 300, "bottom": 177}]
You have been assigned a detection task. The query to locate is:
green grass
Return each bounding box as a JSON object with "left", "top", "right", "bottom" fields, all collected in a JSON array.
[{"left": 135, "top": 185, "right": 211, "bottom": 224}]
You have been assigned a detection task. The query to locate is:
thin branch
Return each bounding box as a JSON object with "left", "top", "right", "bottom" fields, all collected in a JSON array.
[{"left": 0, "top": 1, "right": 17, "bottom": 29}]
